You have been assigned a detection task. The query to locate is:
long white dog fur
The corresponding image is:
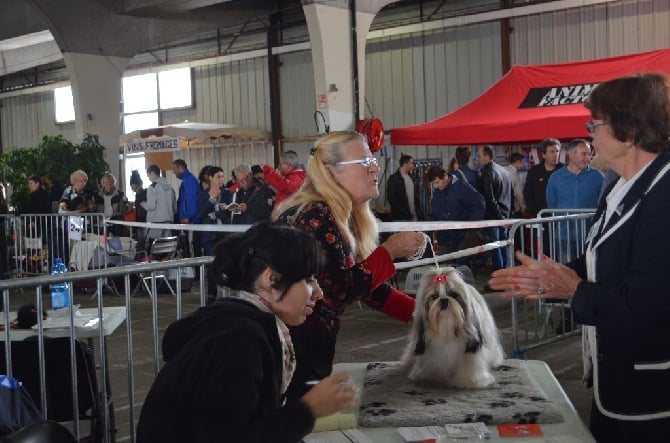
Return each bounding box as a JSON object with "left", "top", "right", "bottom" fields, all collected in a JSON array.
[{"left": 402, "top": 267, "right": 504, "bottom": 389}]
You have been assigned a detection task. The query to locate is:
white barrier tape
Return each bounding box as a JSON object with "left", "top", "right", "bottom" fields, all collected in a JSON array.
[
  {"left": 105, "top": 219, "right": 252, "bottom": 232},
  {"left": 106, "top": 218, "right": 524, "bottom": 233},
  {"left": 378, "top": 219, "right": 523, "bottom": 232},
  {"left": 394, "top": 240, "right": 512, "bottom": 270}
]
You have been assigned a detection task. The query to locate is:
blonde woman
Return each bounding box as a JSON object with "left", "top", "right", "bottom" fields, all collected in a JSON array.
[
  {"left": 274, "top": 131, "right": 424, "bottom": 400},
  {"left": 59, "top": 170, "right": 95, "bottom": 213}
]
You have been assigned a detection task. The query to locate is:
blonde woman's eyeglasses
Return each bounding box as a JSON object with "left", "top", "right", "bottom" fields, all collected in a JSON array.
[{"left": 335, "top": 157, "right": 379, "bottom": 169}]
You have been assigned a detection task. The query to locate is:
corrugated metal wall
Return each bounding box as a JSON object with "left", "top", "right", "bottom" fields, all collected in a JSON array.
[
  {"left": 3, "top": 0, "right": 670, "bottom": 195},
  {"left": 365, "top": 21, "right": 502, "bottom": 207},
  {"left": 511, "top": 0, "right": 670, "bottom": 65},
  {"left": 0, "top": 91, "right": 76, "bottom": 149},
  {"left": 160, "top": 57, "right": 275, "bottom": 188}
]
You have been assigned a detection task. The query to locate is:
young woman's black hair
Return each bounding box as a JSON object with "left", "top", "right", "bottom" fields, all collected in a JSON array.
[{"left": 211, "top": 221, "right": 323, "bottom": 297}]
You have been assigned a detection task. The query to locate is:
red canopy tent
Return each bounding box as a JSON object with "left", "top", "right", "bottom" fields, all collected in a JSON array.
[{"left": 390, "top": 49, "right": 670, "bottom": 146}]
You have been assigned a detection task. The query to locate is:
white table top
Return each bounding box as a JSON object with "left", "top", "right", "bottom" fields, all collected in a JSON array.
[
  {"left": 309, "top": 360, "right": 595, "bottom": 443},
  {"left": 0, "top": 306, "right": 126, "bottom": 341}
]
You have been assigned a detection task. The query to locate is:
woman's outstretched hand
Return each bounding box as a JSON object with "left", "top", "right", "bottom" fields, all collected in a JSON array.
[
  {"left": 487, "top": 250, "right": 582, "bottom": 300},
  {"left": 300, "top": 372, "right": 357, "bottom": 419}
]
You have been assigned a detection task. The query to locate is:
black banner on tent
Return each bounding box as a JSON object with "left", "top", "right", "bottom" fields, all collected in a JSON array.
[{"left": 519, "top": 83, "right": 599, "bottom": 108}]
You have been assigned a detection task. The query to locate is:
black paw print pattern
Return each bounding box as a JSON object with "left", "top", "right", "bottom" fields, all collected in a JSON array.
[
  {"left": 421, "top": 398, "right": 447, "bottom": 406},
  {"left": 366, "top": 362, "right": 388, "bottom": 370},
  {"left": 493, "top": 364, "right": 514, "bottom": 372},
  {"left": 402, "top": 390, "right": 429, "bottom": 396},
  {"left": 363, "top": 378, "right": 383, "bottom": 387},
  {"left": 463, "top": 413, "right": 493, "bottom": 424},
  {"left": 489, "top": 400, "right": 516, "bottom": 408},
  {"left": 359, "top": 402, "right": 396, "bottom": 417},
  {"left": 513, "top": 411, "right": 541, "bottom": 424},
  {"left": 501, "top": 392, "right": 525, "bottom": 399},
  {"left": 528, "top": 396, "right": 548, "bottom": 402}
]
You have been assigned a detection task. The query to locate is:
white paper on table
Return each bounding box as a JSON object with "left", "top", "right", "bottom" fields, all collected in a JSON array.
[
  {"left": 304, "top": 429, "right": 373, "bottom": 443},
  {"left": 32, "top": 308, "right": 98, "bottom": 329},
  {"left": 512, "top": 436, "right": 584, "bottom": 443},
  {"left": 397, "top": 426, "right": 446, "bottom": 441}
]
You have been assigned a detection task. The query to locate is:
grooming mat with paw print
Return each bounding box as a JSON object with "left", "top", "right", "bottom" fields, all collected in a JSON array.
[{"left": 358, "top": 360, "right": 564, "bottom": 427}]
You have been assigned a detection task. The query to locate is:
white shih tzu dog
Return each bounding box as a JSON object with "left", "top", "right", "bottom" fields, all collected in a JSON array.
[{"left": 402, "top": 267, "right": 504, "bottom": 389}]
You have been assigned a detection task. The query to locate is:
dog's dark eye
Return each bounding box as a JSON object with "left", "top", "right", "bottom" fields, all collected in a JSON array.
[{"left": 430, "top": 294, "right": 439, "bottom": 301}]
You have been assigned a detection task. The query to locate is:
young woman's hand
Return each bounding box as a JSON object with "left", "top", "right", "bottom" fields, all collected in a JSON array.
[{"left": 300, "top": 372, "right": 356, "bottom": 418}]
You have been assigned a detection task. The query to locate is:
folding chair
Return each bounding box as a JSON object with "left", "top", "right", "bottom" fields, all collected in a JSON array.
[{"left": 131, "top": 236, "right": 179, "bottom": 297}]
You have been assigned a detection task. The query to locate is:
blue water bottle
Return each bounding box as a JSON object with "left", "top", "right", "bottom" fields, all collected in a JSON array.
[{"left": 50, "top": 258, "right": 70, "bottom": 310}]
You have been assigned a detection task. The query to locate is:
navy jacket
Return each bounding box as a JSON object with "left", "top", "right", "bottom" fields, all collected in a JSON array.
[
  {"left": 430, "top": 172, "right": 485, "bottom": 249},
  {"left": 568, "top": 152, "right": 670, "bottom": 420}
]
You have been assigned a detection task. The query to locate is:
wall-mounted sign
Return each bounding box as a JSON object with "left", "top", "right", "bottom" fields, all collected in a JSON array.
[
  {"left": 124, "top": 137, "right": 180, "bottom": 153},
  {"left": 317, "top": 94, "right": 327, "bottom": 109}
]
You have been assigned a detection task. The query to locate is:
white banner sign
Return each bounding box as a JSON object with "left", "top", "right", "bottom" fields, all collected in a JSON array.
[{"left": 124, "top": 137, "right": 180, "bottom": 153}]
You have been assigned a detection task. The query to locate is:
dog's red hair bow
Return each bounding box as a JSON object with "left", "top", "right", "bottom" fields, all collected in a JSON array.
[{"left": 434, "top": 274, "right": 448, "bottom": 284}]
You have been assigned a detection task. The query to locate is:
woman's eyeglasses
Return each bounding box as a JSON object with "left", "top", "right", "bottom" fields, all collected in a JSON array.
[
  {"left": 335, "top": 157, "right": 379, "bottom": 169},
  {"left": 585, "top": 120, "right": 606, "bottom": 134}
]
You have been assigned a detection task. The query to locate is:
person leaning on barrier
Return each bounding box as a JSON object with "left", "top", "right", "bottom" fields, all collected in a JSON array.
[
  {"left": 59, "top": 170, "right": 96, "bottom": 213},
  {"left": 488, "top": 73, "right": 670, "bottom": 441},
  {"left": 26, "top": 176, "right": 51, "bottom": 215},
  {"left": 96, "top": 172, "right": 128, "bottom": 221},
  {"left": 273, "top": 131, "right": 425, "bottom": 402},
  {"left": 136, "top": 222, "right": 356, "bottom": 443},
  {"left": 425, "top": 165, "right": 485, "bottom": 255}
]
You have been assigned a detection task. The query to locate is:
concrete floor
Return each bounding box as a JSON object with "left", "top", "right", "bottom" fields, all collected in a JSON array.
[{"left": 4, "top": 271, "right": 592, "bottom": 442}]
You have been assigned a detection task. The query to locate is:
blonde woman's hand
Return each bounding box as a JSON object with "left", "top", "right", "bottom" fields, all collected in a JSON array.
[
  {"left": 300, "top": 373, "right": 356, "bottom": 419},
  {"left": 382, "top": 231, "right": 425, "bottom": 260}
]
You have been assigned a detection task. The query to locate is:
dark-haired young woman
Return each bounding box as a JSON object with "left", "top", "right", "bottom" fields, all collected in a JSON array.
[{"left": 137, "top": 222, "right": 356, "bottom": 443}]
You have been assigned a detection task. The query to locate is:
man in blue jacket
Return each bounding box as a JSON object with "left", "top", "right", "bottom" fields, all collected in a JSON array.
[
  {"left": 546, "top": 139, "right": 603, "bottom": 263},
  {"left": 172, "top": 159, "right": 201, "bottom": 225},
  {"left": 426, "top": 165, "right": 485, "bottom": 254}
]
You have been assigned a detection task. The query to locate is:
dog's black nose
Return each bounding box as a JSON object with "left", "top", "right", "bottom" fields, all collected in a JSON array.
[{"left": 440, "top": 298, "right": 449, "bottom": 310}]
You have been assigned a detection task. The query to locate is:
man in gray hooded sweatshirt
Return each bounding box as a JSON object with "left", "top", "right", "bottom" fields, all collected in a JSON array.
[{"left": 141, "top": 164, "right": 177, "bottom": 250}]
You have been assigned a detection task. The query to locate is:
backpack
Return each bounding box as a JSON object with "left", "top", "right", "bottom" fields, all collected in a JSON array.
[{"left": 0, "top": 375, "right": 44, "bottom": 436}]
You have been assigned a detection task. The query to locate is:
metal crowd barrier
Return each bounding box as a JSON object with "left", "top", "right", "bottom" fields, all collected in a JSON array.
[
  {"left": 505, "top": 210, "right": 595, "bottom": 358},
  {"left": 9, "top": 213, "right": 109, "bottom": 278},
  {"left": 1, "top": 257, "right": 210, "bottom": 443}
]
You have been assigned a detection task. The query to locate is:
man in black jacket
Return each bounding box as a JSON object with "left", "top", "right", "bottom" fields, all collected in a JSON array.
[
  {"left": 523, "top": 138, "right": 563, "bottom": 218},
  {"left": 386, "top": 154, "right": 422, "bottom": 221},
  {"left": 478, "top": 145, "right": 512, "bottom": 270}
]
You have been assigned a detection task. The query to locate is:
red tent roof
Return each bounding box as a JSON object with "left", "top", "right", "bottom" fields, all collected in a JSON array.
[{"left": 390, "top": 49, "right": 670, "bottom": 145}]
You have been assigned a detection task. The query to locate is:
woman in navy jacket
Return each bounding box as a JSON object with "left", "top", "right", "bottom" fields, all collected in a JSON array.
[{"left": 488, "top": 73, "right": 670, "bottom": 442}]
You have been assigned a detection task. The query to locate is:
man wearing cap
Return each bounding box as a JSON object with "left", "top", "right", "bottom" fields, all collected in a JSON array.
[
  {"left": 258, "top": 150, "right": 306, "bottom": 205},
  {"left": 227, "top": 164, "right": 274, "bottom": 224}
]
